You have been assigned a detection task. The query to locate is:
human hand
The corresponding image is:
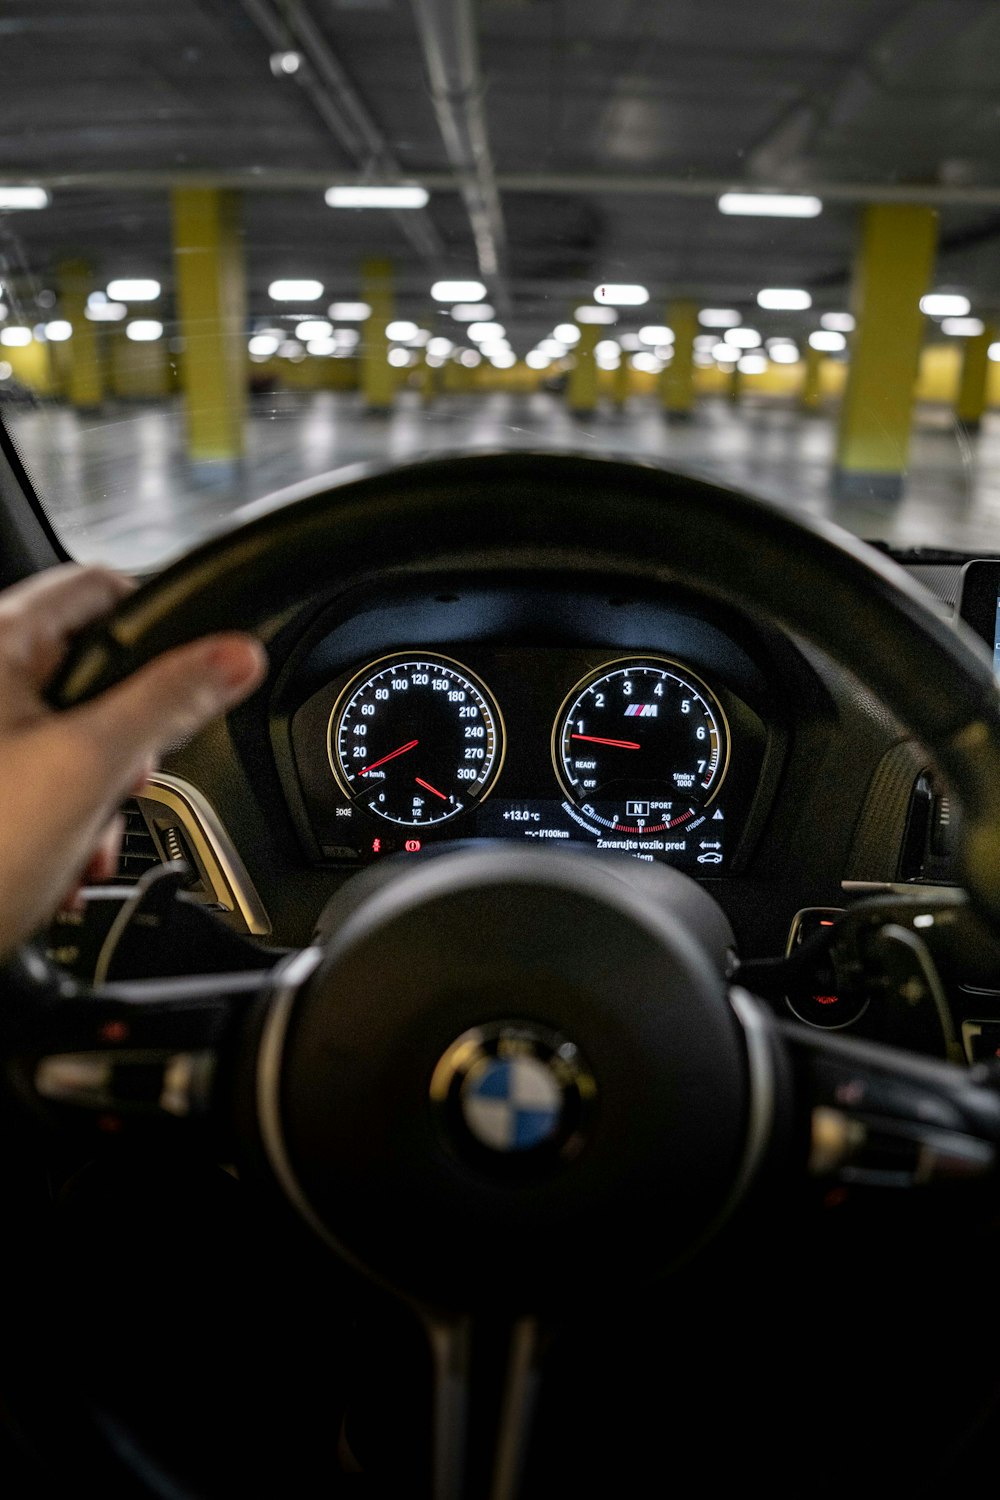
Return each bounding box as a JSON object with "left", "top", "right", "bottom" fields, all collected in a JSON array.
[{"left": 0, "top": 564, "right": 266, "bottom": 960}]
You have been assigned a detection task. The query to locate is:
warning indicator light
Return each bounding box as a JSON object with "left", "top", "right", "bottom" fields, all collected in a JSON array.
[
  {"left": 405, "top": 839, "right": 422, "bottom": 853},
  {"left": 371, "top": 838, "right": 382, "bottom": 854},
  {"left": 814, "top": 994, "right": 839, "bottom": 1006}
]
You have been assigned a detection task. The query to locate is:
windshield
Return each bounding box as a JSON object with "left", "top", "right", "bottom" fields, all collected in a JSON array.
[{"left": 2, "top": 1, "right": 999, "bottom": 569}]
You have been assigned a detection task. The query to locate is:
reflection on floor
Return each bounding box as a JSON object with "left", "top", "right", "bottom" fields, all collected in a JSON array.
[{"left": 8, "top": 389, "right": 1000, "bottom": 570}]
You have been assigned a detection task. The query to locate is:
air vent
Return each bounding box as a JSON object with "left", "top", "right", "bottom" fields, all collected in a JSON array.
[
  {"left": 899, "top": 771, "right": 960, "bottom": 884},
  {"left": 115, "top": 799, "right": 160, "bottom": 883}
]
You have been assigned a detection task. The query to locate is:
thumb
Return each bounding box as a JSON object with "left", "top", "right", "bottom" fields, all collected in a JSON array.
[{"left": 67, "top": 633, "right": 267, "bottom": 793}]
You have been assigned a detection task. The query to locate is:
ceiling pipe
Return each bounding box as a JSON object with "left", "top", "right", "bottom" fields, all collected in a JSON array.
[
  {"left": 408, "top": 0, "right": 510, "bottom": 317},
  {"left": 238, "top": 0, "right": 444, "bottom": 263},
  {"left": 23, "top": 169, "right": 1000, "bottom": 209}
]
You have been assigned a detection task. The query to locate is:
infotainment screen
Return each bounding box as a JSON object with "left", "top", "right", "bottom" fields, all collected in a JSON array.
[{"left": 957, "top": 560, "right": 1000, "bottom": 676}]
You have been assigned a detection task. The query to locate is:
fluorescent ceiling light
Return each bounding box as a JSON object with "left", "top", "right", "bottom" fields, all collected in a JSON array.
[
  {"left": 269, "top": 279, "right": 323, "bottom": 302},
  {"left": 699, "top": 309, "right": 740, "bottom": 328},
  {"left": 539, "top": 339, "right": 567, "bottom": 358},
  {"left": 724, "top": 327, "right": 761, "bottom": 349},
  {"left": 809, "top": 330, "right": 846, "bottom": 351},
  {"left": 490, "top": 350, "right": 517, "bottom": 368},
  {"left": 595, "top": 340, "right": 620, "bottom": 358},
  {"left": 451, "top": 302, "right": 494, "bottom": 321},
  {"left": 769, "top": 344, "right": 799, "bottom": 363},
  {"left": 427, "top": 337, "right": 453, "bottom": 358},
  {"left": 478, "top": 339, "right": 511, "bottom": 359},
  {"left": 325, "top": 184, "right": 428, "bottom": 209},
  {"left": 432, "top": 280, "right": 487, "bottom": 302},
  {"left": 738, "top": 354, "right": 768, "bottom": 374},
  {"left": 85, "top": 301, "right": 127, "bottom": 322},
  {"left": 468, "top": 321, "right": 504, "bottom": 342},
  {"left": 425, "top": 353, "right": 446, "bottom": 368},
  {"left": 525, "top": 351, "right": 550, "bottom": 370},
  {"left": 248, "top": 334, "right": 279, "bottom": 357},
  {"left": 639, "top": 325, "right": 673, "bottom": 344},
  {"left": 0, "top": 327, "right": 30, "bottom": 346},
  {"left": 988, "top": 343, "right": 1000, "bottom": 363},
  {"left": 693, "top": 351, "right": 714, "bottom": 367},
  {"left": 594, "top": 284, "right": 648, "bottom": 306},
  {"left": 296, "top": 319, "right": 332, "bottom": 341},
  {"left": 0, "top": 186, "right": 50, "bottom": 210},
  {"left": 718, "top": 192, "right": 822, "bottom": 218},
  {"left": 334, "top": 328, "right": 360, "bottom": 348},
  {"left": 278, "top": 340, "right": 305, "bottom": 359},
  {"left": 328, "top": 302, "right": 370, "bottom": 320},
  {"left": 630, "top": 352, "right": 661, "bottom": 373},
  {"left": 757, "top": 288, "right": 812, "bottom": 311},
  {"left": 44, "top": 320, "right": 72, "bottom": 342},
  {"left": 388, "top": 347, "right": 411, "bottom": 367},
  {"left": 620, "top": 334, "right": 643, "bottom": 351},
  {"left": 821, "top": 312, "right": 855, "bottom": 333},
  {"left": 713, "top": 343, "right": 738, "bottom": 361},
  {"left": 126, "top": 319, "right": 163, "bottom": 341},
  {"left": 575, "top": 305, "right": 617, "bottom": 324},
  {"left": 386, "top": 320, "right": 419, "bottom": 342},
  {"left": 270, "top": 50, "right": 304, "bottom": 76},
  {"left": 108, "top": 278, "right": 160, "bottom": 302},
  {"left": 460, "top": 349, "right": 481, "bottom": 367},
  {"left": 941, "top": 317, "right": 985, "bottom": 337},
  {"left": 920, "top": 293, "right": 970, "bottom": 317},
  {"left": 694, "top": 334, "right": 717, "bottom": 352},
  {"left": 553, "top": 323, "right": 580, "bottom": 344},
  {"left": 306, "top": 337, "right": 338, "bottom": 355}
]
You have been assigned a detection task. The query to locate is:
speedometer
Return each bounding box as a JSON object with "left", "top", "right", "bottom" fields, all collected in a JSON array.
[
  {"left": 328, "top": 653, "right": 505, "bottom": 827},
  {"left": 552, "top": 657, "right": 730, "bottom": 838}
]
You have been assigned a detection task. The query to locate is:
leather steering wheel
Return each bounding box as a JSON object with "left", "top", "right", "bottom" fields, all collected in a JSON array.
[{"left": 7, "top": 450, "right": 1000, "bottom": 1498}]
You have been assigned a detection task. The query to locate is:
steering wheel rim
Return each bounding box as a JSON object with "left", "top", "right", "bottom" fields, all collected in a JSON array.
[
  {"left": 52, "top": 449, "right": 1000, "bottom": 927},
  {"left": 34, "top": 449, "right": 1000, "bottom": 1496}
]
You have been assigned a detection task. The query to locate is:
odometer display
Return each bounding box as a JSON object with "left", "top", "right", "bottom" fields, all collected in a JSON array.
[
  {"left": 553, "top": 658, "right": 730, "bottom": 838},
  {"left": 329, "top": 654, "right": 504, "bottom": 827}
]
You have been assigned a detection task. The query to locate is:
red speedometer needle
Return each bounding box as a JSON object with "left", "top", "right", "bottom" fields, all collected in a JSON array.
[
  {"left": 415, "top": 777, "right": 448, "bottom": 801},
  {"left": 357, "top": 738, "right": 419, "bottom": 775},
  {"left": 571, "top": 734, "right": 641, "bottom": 750}
]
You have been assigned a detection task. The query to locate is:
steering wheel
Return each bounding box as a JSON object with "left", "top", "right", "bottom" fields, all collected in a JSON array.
[{"left": 7, "top": 451, "right": 1000, "bottom": 1498}]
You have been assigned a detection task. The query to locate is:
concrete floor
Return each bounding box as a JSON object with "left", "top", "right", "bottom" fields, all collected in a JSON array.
[{"left": 8, "top": 389, "right": 1000, "bottom": 570}]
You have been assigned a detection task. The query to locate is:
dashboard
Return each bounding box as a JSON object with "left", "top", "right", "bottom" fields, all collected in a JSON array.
[{"left": 272, "top": 577, "right": 776, "bottom": 877}]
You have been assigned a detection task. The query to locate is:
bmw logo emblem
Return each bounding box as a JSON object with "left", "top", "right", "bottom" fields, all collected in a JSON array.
[{"left": 430, "top": 1022, "right": 596, "bottom": 1164}]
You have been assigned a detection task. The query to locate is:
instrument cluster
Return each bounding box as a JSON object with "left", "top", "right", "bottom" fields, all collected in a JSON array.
[{"left": 285, "top": 641, "right": 771, "bottom": 876}]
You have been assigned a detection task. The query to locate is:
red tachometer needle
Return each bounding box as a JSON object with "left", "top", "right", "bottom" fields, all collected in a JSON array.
[
  {"left": 571, "top": 733, "right": 641, "bottom": 750},
  {"left": 357, "top": 738, "right": 419, "bottom": 775},
  {"left": 415, "top": 776, "right": 448, "bottom": 801}
]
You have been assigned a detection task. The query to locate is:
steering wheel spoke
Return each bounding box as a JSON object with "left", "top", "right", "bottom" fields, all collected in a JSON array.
[
  {"left": 1, "top": 945, "right": 276, "bottom": 1142},
  {"left": 423, "top": 1311, "right": 548, "bottom": 1500},
  {"left": 779, "top": 1018, "right": 1000, "bottom": 1189}
]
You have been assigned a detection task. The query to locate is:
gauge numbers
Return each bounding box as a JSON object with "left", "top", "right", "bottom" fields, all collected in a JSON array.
[
  {"left": 329, "top": 654, "right": 504, "bottom": 827},
  {"left": 553, "top": 658, "right": 730, "bottom": 837}
]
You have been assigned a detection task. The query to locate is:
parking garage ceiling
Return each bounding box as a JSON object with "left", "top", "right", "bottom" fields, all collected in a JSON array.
[{"left": 4, "top": 0, "right": 1000, "bottom": 343}]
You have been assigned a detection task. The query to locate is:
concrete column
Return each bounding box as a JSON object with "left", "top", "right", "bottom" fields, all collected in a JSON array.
[
  {"left": 362, "top": 259, "right": 395, "bottom": 413},
  {"left": 612, "top": 353, "right": 630, "bottom": 408},
  {"left": 662, "top": 300, "right": 697, "bottom": 419},
  {"left": 834, "top": 203, "right": 938, "bottom": 500},
  {"left": 172, "top": 188, "right": 246, "bottom": 468},
  {"left": 568, "top": 322, "right": 600, "bottom": 415},
  {"left": 801, "top": 344, "right": 824, "bottom": 412},
  {"left": 956, "top": 323, "right": 997, "bottom": 433},
  {"left": 59, "top": 260, "right": 103, "bottom": 411}
]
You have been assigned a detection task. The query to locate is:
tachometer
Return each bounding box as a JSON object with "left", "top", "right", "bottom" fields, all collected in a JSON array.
[
  {"left": 552, "top": 657, "right": 730, "bottom": 838},
  {"left": 329, "top": 654, "right": 504, "bottom": 827}
]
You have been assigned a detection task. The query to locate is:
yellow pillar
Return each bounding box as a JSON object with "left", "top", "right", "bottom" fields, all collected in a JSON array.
[
  {"left": 172, "top": 188, "right": 246, "bottom": 465},
  {"left": 362, "top": 259, "right": 394, "bottom": 412},
  {"left": 662, "top": 300, "right": 697, "bottom": 419},
  {"left": 801, "top": 344, "right": 824, "bottom": 413},
  {"left": 834, "top": 203, "right": 938, "bottom": 500},
  {"left": 109, "top": 331, "right": 170, "bottom": 400},
  {"left": 59, "top": 260, "right": 103, "bottom": 410},
  {"left": 956, "top": 323, "right": 997, "bottom": 433},
  {"left": 728, "top": 366, "right": 742, "bottom": 404},
  {"left": 612, "top": 353, "right": 630, "bottom": 408},
  {"left": 568, "top": 322, "right": 600, "bottom": 414}
]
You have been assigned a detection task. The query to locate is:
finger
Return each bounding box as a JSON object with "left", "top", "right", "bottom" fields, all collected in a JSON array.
[
  {"left": 0, "top": 564, "right": 134, "bottom": 691},
  {"left": 63, "top": 633, "right": 267, "bottom": 805}
]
